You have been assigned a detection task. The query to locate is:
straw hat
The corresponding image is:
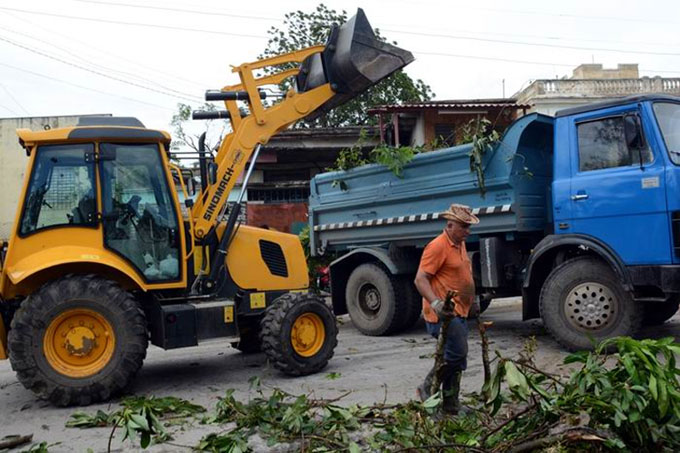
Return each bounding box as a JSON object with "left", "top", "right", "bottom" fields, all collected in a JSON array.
[{"left": 440, "top": 203, "right": 479, "bottom": 225}]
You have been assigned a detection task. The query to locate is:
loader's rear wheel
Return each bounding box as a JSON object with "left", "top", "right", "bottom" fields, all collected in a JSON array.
[
  {"left": 8, "top": 275, "right": 148, "bottom": 406},
  {"left": 345, "top": 263, "right": 405, "bottom": 336},
  {"left": 260, "top": 293, "right": 337, "bottom": 376}
]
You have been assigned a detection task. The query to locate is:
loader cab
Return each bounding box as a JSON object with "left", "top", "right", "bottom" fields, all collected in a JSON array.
[{"left": 3, "top": 120, "right": 187, "bottom": 298}]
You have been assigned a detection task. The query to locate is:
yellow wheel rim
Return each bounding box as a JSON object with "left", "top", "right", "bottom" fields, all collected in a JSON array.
[
  {"left": 291, "top": 313, "right": 325, "bottom": 357},
  {"left": 43, "top": 308, "right": 116, "bottom": 378}
]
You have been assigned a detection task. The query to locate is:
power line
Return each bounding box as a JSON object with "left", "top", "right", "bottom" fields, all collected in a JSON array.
[
  {"left": 73, "top": 0, "right": 280, "bottom": 22},
  {"left": 0, "top": 6, "right": 268, "bottom": 39},
  {"left": 0, "top": 28, "right": 203, "bottom": 101},
  {"left": 0, "top": 35, "right": 203, "bottom": 103},
  {"left": 1, "top": 10, "right": 209, "bottom": 90},
  {"left": 413, "top": 49, "right": 680, "bottom": 75},
  {"left": 0, "top": 61, "right": 175, "bottom": 110},
  {"left": 385, "top": 28, "right": 680, "bottom": 57},
  {"left": 60, "top": 1, "right": 680, "bottom": 54},
  {"left": 0, "top": 81, "right": 30, "bottom": 115}
]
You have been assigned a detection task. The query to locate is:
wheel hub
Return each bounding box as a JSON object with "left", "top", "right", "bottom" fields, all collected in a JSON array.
[
  {"left": 565, "top": 282, "right": 617, "bottom": 331},
  {"left": 43, "top": 309, "right": 115, "bottom": 377},
  {"left": 291, "top": 313, "right": 325, "bottom": 357},
  {"left": 64, "top": 326, "right": 97, "bottom": 357},
  {"left": 359, "top": 284, "right": 381, "bottom": 312}
]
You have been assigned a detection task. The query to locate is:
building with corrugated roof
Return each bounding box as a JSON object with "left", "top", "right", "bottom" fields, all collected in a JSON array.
[{"left": 368, "top": 99, "right": 529, "bottom": 147}]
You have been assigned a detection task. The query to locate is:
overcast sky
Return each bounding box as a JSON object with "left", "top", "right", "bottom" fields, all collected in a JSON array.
[{"left": 1, "top": 0, "right": 679, "bottom": 133}]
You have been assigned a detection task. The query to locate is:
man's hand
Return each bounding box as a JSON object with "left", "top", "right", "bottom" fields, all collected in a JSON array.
[{"left": 431, "top": 299, "right": 454, "bottom": 320}]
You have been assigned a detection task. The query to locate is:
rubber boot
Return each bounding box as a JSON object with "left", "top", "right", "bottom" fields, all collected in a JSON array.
[
  {"left": 416, "top": 366, "right": 436, "bottom": 401},
  {"left": 441, "top": 366, "right": 463, "bottom": 415}
]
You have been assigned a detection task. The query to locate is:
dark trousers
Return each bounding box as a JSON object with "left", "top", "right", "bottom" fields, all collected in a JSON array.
[{"left": 425, "top": 317, "right": 469, "bottom": 372}]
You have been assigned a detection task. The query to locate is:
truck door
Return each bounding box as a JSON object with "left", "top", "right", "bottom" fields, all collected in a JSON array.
[{"left": 567, "top": 106, "right": 671, "bottom": 265}]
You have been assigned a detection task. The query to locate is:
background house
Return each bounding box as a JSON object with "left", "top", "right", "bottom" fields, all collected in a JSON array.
[
  {"left": 368, "top": 99, "right": 529, "bottom": 148},
  {"left": 515, "top": 63, "right": 680, "bottom": 115}
]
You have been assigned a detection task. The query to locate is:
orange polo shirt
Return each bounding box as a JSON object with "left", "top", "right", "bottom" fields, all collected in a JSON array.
[{"left": 419, "top": 231, "right": 475, "bottom": 322}]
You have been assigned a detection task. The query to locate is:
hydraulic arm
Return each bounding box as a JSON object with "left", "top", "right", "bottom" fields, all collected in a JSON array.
[{"left": 190, "top": 8, "right": 414, "bottom": 240}]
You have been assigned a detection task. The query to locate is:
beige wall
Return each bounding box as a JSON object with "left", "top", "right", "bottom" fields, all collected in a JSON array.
[{"left": 0, "top": 115, "right": 108, "bottom": 241}]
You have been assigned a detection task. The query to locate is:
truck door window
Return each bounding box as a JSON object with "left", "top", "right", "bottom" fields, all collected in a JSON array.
[
  {"left": 577, "top": 116, "right": 652, "bottom": 172},
  {"left": 652, "top": 102, "right": 680, "bottom": 165},
  {"left": 99, "top": 143, "right": 180, "bottom": 282},
  {"left": 19, "top": 143, "right": 96, "bottom": 236}
]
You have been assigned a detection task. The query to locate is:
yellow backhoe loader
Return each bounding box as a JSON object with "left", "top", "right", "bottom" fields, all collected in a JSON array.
[{"left": 0, "top": 9, "right": 413, "bottom": 406}]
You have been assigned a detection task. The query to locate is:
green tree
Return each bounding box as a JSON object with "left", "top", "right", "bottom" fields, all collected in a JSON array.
[{"left": 260, "top": 3, "right": 434, "bottom": 128}]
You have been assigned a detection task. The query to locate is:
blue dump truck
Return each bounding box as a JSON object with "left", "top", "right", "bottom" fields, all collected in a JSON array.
[{"left": 308, "top": 94, "right": 680, "bottom": 350}]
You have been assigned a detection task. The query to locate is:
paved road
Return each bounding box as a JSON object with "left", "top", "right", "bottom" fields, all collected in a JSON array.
[{"left": 1, "top": 298, "right": 679, "bottom": 452}]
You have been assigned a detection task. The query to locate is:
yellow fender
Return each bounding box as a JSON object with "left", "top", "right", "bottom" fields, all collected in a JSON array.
[
  {"left": 5, "top": 245, "right": 147, "bottom": 289},
  {"left": 0, "top": 314, "right": 6, "bottom": 360}
]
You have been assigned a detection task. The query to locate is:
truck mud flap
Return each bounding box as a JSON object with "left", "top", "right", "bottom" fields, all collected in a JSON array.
[{"left": 297, "top": 8, "right": 414, "bottom": 119}]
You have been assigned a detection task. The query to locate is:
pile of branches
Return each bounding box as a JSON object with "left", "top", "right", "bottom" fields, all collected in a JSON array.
[{"left": 64, "top": 336, "right": 680, "bottom": 452}]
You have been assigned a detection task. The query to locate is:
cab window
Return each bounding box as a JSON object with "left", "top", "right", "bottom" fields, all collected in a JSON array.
[{"left": 20, "top": 143, "right": 96, "bottom": 236}]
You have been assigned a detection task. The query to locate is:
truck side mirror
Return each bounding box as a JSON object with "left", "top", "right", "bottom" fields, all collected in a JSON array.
[{"left": 624, "top": 114, "right": 645, "bottom": 151}]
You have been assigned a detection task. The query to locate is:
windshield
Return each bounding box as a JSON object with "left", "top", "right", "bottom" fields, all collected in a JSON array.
[{"left": 653, "top": 102, "right": 680, "bottom": 165}]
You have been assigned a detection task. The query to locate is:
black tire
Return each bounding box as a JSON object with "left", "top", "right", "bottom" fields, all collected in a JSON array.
[
  {"left": 260, "top": 292, "right": 338, "bottom": 376},
  {"left": 397, "top": 277, "right": 422, "bottom": 331},
  {"left": 642, "top": 299, "right": 680, "bottom": 326},
  {"left": 345, "top": 263, "right": 405, "bottom": 336},
  {"left": 231, "top": 324, "right": 262, "bottom": 354},
  {"left": 8, "top": 275, "right": 148, "bottom": 406},
  {"left": 539, "top": 257, "right": 642, "bottom": 351}
]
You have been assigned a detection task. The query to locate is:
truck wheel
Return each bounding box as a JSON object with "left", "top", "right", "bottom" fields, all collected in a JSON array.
[
  {"left": 539, "top": 257, "right": 642, "bottom": 351},
  {"left": 642, "top": 299, "right": 680, "bottom": 326},
  {"left": 8, "top": 275, "right": 148, "bottom": 406},
  {"left": 398, "top": 277, "right": 422, "bottom": 331},
  {"left": 260, "top": 293, "right": 337, "bottom": 376},
  {"left": 345, "top": 263, "right": 404, "bottom": 336}
]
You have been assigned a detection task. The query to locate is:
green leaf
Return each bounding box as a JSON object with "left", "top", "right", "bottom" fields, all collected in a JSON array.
[
  {"left": 650, "top": 374, "right": 658, "bottom": 400},
  {"left": 140, "top": 431, "right": 151, "bottom": 449},
  {"left": 658, "top": 379, "right": 669, "bottom": 417},
  {"left": 504, "top": 361, "right": 530, "bottom": 397},
  {"left": 348, "top": 442, "right": 361, "bottom": 453},
  {"left": 129, "top": 413, "right": 150, "bottom": 432}
]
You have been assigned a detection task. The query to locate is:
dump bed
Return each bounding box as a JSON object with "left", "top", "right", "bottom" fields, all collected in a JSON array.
[{"left": 309, "top": 113, "right": 555, "bottom": 255}]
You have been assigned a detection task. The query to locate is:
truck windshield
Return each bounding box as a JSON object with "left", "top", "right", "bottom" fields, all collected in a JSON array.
[{"left": 653, "top": 102, "right": 680, "bottom": 165}]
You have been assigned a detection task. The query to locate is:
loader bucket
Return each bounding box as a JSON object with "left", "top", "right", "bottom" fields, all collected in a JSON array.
[{"left": 297, "top": 8, "right": 414, "bottom": 120}]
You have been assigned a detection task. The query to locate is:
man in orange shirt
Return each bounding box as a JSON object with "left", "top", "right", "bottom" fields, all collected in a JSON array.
[{"left": 414, "top": 203, "right": 478, "bottom": 415}]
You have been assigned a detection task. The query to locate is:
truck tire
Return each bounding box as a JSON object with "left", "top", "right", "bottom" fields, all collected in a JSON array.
[
  {"left": 260, "top": 292, "right": 337, "bottom": 376},
  {"left": 397, "top": 277, "right": 422, "bottom": 331},
  {"left": 345, "top": 263, "right": 405, "bottom": 336},
  {"left": 539, "top": 257, "right": 642, "bottom": 351},
  {"left": 8, "top": 275, "right": 148, "bottom": 406},
  {"left": 642, "top": 299, "right": 680, "bottom": 326}
]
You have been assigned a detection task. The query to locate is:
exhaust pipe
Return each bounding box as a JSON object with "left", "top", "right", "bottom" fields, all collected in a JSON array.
[{"left": 296, "top": 8, "right": 414, "bottom": 120}]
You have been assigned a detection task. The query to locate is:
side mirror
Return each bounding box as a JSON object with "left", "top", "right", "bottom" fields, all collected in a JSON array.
[{"left": 624, "top": 114, "right": 645, "bottom": 151}]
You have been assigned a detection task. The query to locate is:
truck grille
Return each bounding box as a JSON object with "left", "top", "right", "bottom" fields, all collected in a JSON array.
[{"left": 259, "top": 240, "right": 288, "bottom": 277}]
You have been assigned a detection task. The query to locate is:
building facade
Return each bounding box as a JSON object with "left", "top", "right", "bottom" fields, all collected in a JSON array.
[{"left": 516, "top": 64, "right": 680, "bottom": 115}]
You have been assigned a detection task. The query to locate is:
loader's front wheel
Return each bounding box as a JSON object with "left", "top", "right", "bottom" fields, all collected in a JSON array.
[
  {"left": 8, "top": 275, "right": 148, "bottom": 406},
  {"left": 260, "top": 293, "right": 337, "bottom": 376}
]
